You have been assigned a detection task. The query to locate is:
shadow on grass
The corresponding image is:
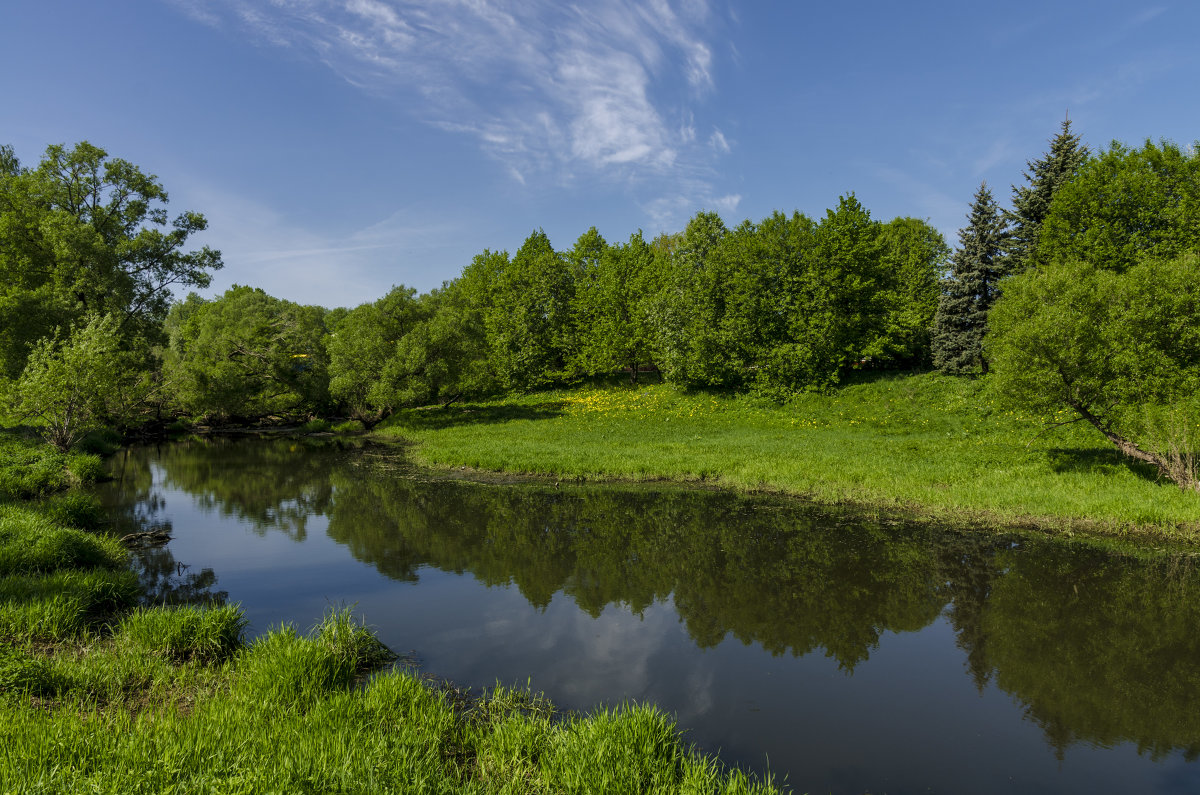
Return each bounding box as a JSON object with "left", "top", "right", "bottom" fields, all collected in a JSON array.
[
  {"left": 1044, "top": 447, "right": 1163, "bottom": 484},
  {"left": 389, "top": 402, "right": 568, "bottom": 431}
]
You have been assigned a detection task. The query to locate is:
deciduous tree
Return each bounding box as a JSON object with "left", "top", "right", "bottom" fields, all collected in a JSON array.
[
  {"left": 0, "top": 142, "right": 221, "bottom": 379},
  {"left": 10, "top": 314, "right": 148, "bottom": 451}
]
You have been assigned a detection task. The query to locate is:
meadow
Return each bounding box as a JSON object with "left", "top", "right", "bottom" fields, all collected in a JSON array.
[{"left": 380, "top": 372, "right": 1200, "bottom": 542}]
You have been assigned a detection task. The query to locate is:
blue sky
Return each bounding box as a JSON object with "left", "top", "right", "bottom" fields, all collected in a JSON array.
[{"left": 3, "top": 1, "right": 1198, "bottom": 308}]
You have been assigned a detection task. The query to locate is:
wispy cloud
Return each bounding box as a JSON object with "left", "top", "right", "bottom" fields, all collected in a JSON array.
[
  {"left": 180, "top": 183, "right": 476, "bottom": 307},
  {"left": 643, "top": 186, "right": 741, "bottom": 231},
  {"left": 170, "top": 0, "right": 726, "bottom": 187}
]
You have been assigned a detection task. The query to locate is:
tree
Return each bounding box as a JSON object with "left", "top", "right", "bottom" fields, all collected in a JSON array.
[
  {"left": 326, "top": 286, "right": 426, "bottom": 426},
  {"left": 10, "top": 314, "right": 147, "bottom": 451},
  {"left": 1035, "top": 139, "right": 1200, "bottom": 273},
  {"left": 986, "top": 254, "right": 1200, "bottom": 491},
  {"left": 654, "top": 211, "right": 732, "bottom": 386},
  {"left": 163, "top": 286, "right": 329, "bottom": 420},
  {"left": 484, "top": 230, "right": 574, "bottom": 390},
  {"left": 380, "top": 286, "right": 497, "bottom": 407},
  {"left": 932, "top": 182, "right": 1010, "bottom": 375},
  {"left": 0, "top": 142, "right": 222, "bottom": 379},
  {"left": 1006, "top": 118, "right": 1089, "bottom": 273},
  {"left": 571, "top": 230, "right": 663, "bottom": 382},
  {"left": 760, "top": 196, "right": 887, "bottom": 393},
  {"left": 870, "top": 217, "right": 948, "bottom": 366}
]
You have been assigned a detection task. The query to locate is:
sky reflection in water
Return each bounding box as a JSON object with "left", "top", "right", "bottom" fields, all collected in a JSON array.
[{"left": 98, "top": 437, "right": 1200, "bottom": 795}]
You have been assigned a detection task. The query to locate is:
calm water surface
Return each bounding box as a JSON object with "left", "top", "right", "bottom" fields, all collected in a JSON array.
[{"left": 97, "top": 436, "right": 1200, "bottom": 795}]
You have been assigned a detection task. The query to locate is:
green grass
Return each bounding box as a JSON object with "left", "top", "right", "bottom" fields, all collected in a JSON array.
[
  {"left": 378, "top": 372, "right": 1200, "bottom": 540},
  {"left": 0, "top": 428, "right": 785, "bottom": 793}
]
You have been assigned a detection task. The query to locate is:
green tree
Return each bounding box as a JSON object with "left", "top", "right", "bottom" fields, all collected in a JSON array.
[
  {"left": 870, "top": 217, "right": 948, "bottom": 366},
  {"left": 932, "top": 182, "right": 1010, "bottom": 375},
  {"left": 760, "top": 196, "right": 886, "bottom": 393},
  {"left": 0, "top": 142, "right": 222, "bottom": 379},
  {"left": 326, "top": 286, "right": 426, "bottom": 427},
  {"left": 379, "top": 285, "right": 497, "bottom": 407},
  {"left": 163, "top": 286, "right": 329, "bottom": 420},
  {"left": 10, "top": 314, "right": 148, "bottom": 451},
  {"left": 1006, "top": 118, "right": 1089, "bottom": 273},
  {"left": 484, "top": 230, "right": 574, "bottom": 390},
  {"left": 655, "top": 211, "right": 732, "bottom": 385},
  {"left": 1035, "top": 139, "right": 1200, "bottom": 273},
  {"left": 987, "top": 254, "right": 1200, "bottom": 490}
]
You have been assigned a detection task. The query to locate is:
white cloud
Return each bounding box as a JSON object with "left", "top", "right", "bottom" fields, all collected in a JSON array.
[
  {"left": 174, "top": 0, "right": 726, "bottom": 184},
  {"left": 709, "top": 128, "right": 730, "bottom": 153}
]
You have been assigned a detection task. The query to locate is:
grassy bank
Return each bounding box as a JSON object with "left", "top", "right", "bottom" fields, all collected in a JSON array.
[
  {"left": 0, "top": 428, "right": 783, "bottom": 794},
  {"left": 379, "top": 372, "right": 1200, "bottom": 541}
]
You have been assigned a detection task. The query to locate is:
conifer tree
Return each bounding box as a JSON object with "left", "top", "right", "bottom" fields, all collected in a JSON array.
[
  {"left": 932, "top": 182, "right": 1010, "bottom": 374},
  {"left": 1006, "top": 118, "right": 1088, "bottom": 272}
]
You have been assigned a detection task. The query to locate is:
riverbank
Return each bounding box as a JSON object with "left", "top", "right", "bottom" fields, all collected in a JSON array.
[
  {"left": 377, "top": 372, "right": 1200, "bottom": 544},
  {"left": 0, "top": 429, "right": 784, "bottom": 793}
]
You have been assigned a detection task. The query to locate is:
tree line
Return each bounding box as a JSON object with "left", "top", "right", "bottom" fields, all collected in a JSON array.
[{"left": 3, "top": 127, "right": 1199, "bottom": 489}]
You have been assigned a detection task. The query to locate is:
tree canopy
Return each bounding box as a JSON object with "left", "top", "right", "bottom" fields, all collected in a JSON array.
[{"left": 0, "top": 142, "right": 221, "bottom": 380}]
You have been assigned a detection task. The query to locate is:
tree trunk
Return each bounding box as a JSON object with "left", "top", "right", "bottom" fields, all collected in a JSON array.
[{"left": 1068, "top": 399, "right": 1197, "bottom": 491}]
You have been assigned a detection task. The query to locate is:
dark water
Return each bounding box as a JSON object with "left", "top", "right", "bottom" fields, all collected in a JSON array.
[{"left": 97, "top": 436, "right": 1200, "bottom": 795}]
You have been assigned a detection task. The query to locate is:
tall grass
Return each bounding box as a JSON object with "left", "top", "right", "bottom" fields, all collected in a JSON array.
[{"left": 380, "top": 373, "right": 1200, "bottom": 539}]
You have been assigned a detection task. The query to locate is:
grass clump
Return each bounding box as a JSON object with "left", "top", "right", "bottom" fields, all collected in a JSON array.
[
  {"left": 299, "top": 418, "right": 332, "bottom": 433},
  {"left": 0, "top": 505, "right": 126, "bottom": 575},
  {"left": 234, "top": 608, "right": 395, "bottom": 707},
  {"left": 0, "top": 430, "right": 107, "bottom": 499},
  {"left": 115, "top": 605, "right": 248, "bottom": 664},
  {"left": 0, "top": 570, "right": 140, "bottom": 641}
]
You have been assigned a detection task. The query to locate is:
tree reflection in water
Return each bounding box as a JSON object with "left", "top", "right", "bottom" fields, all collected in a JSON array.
[{"left": 100, "top": 436, "right": 1200, "bottom": 760}]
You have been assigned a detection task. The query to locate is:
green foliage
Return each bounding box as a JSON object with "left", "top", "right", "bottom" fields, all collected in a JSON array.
[
  {"left": 381, "top": 285, "right": 498, "bottom": 407},
  {"left": 0, "top": 141, "right": 221, "bottom": 380},
  {"left": 1036, "top": 138, "right": 1200, "bottom": 272},
  {"left": 481, "top": 230, "right": 577, "bottom": 390},
  {"left": 10, "top": 314, "right": 148, "bottom": 451},
  {"left": 932, "top": 182, "right": 1010, "bottom": 375},
  {"left": 163, "top": 286, "right": 330, "bottom": 420},
  {"left": 987, "top": 255, "right": 1200, "bottom": 489},
  {"left": 326, "top": 285, "right": 427, "bottom": 423},
  {"left": 1006, "top": 119, "right": 1089, "bottom": 273}
]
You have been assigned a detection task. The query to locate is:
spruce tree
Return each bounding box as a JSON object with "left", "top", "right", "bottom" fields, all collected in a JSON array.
[
  {"left": 932, "top": 182, "right": 1010, "bottom": 374},
  {"left": 1006, "top": 118, "right": 1088, "bottom": 272}
]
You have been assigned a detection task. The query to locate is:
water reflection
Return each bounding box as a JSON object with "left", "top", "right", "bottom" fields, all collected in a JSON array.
[{"left": 97, "top": 436, "right": 1200, "bottom": 785}]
